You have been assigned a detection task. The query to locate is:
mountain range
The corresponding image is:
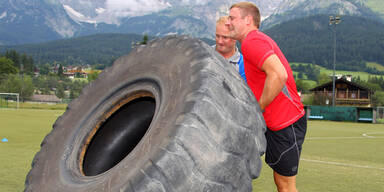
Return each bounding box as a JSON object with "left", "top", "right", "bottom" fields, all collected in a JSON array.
[
  {"left": 1, "top": 0, "right": 383, "bottom": 45},
  {"left": 2, "top": 14, "right": 384, "bottom": 74}
]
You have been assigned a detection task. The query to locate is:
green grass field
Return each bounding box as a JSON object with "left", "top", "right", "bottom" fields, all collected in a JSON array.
[
  {"left": 291, "top": 62, "right": 384, "bottom": 81},
  {"left": 367, "top": 62, "right": 384, "bottom": 72},
  {"left": 0, "top": 109, "right": 383, "bottom": 191},
  {"left": 0, "top": 109, "right": 64, "bottom": 192},
  {"left": 253, "top": 121, "right": 384, "bottom": 192},
  {"left": 0, "top": 101, "right": 67, "bottom": 110}
]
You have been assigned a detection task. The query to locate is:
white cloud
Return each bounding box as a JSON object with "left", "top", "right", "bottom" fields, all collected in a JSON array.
[
  {"left": 95, "top": 7, "right": 106, "bottom": 14},
  {"left": 104, "top": 0, "right": 171, "bottom": 18},
  {"left": 0, "top": 12, "right": 6, "bottom": 19},
  {"left": 181, "top": 0, "right": 210, "bottom": 6},
  {"left": 63, "top": 4, "right": 98, "bottom": 24},
  {"left": 63, "top": 5, "right": 86, "bottom": 19}
]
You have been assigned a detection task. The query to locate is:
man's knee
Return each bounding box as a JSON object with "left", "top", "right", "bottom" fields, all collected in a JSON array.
[{"left": 273, "top": 172, "right": 298, "bottom": 192}]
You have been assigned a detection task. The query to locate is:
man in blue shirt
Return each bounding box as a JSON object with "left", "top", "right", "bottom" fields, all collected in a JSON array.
[{"left": 214, "top": 16, "right": 246, "bottom": 81}]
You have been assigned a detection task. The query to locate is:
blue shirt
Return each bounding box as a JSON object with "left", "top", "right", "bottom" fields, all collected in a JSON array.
[
  {"left": 214, "top": 45, "right": 246, "bottom": 81},
  {"left": 237, "top": 54, "right": 246, "bottom": 81}
]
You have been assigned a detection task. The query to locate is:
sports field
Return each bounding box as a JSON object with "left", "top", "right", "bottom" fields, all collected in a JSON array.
[{"left": 0, "top": 109, "right": 383, "bottom": 192}]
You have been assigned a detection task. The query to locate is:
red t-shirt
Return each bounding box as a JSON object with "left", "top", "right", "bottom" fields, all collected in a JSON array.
[{"left": 242, "top": 30, "right": 304, "bottom": 131}]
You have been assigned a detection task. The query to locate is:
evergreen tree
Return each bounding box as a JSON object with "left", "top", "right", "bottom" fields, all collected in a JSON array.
[
  {"left": 56, "top": 83, "right": 65, "bottom": 99},
  {"left": 0, "top": 74, "right": 34, "bottom": 101},
  {"left": 39, "top": 63, "right": 51, "bottom": 75},
  {"left": 5, "top": 50, "right": 21, "bottom": 70},
  {"left": 21, "top": 53, "right": 34, "bottom": 75},
  {"left": 298, "top": 72, "right": 304, "bottom": 79},
  {"left": 141, "top": 34, "right": 149, "bottom": 45},
  {"left": 0, "top": 57, "right": 18, "bottom": 75},
  {"left": 306, "top": 64, "right": 320, "bottom": 81},
  {"left": 372, "top": 91, "right": 384, "bottom": 107},
  {"left": 295, "top": 79, "right": 311, "bottom": 92},
  {"left": 317, "top": 73, "right": 331, "bottom": 85},
  {"left": 57, "top": 64, "right": 64, "bottom": 78}
]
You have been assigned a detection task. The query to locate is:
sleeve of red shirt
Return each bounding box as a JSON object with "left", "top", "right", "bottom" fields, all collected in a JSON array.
[{"left": 243, "top": 38, "right": 275, "bottom": 69}]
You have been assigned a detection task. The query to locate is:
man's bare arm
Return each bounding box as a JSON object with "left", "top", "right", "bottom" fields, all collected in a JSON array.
[{"left": 258, "top": 54, "right": 288, "bottom": 111}]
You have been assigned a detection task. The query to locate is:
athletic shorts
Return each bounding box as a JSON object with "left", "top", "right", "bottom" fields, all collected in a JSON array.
[{"left": 265, "top": 115, "right": 307, "bottom": 176}]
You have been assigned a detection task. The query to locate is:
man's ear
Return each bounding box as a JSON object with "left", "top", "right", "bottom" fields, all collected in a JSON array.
[{"left": 245, "top": 15, "right": 251, "bottom": 25}]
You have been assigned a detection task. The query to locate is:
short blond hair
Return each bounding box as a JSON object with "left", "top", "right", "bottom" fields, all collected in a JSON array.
[
  {"left": 230, "top": 2, "right": 261, "bottom": 28},
  {"left": 216, "top": 16, "right": 228, "bottom": 25}
]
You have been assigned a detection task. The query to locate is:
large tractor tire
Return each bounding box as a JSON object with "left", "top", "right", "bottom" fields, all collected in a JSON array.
[{"left": 25, "top": 36, "right": 266, "bottom": 192}]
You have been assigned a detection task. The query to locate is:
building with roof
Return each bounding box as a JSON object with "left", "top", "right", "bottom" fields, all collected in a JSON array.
[
  {"left": 309, "top": 78, "right": 373, "bottom": 107},
  {"left": 30, "top": 94, "right": 62, "bottom": 103}
]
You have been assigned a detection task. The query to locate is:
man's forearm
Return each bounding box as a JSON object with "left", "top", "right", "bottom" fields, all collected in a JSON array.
[
  {"left": 259, "top": 72, "right": 286, "bottom": 110},
  {"left": 258, "top": 54, "right": 288, "bottom": 111}
]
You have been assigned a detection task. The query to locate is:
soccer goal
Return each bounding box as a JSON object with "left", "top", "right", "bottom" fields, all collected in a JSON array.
[{"left": 0, "top": 93, "right": 19, "bottom": 109}]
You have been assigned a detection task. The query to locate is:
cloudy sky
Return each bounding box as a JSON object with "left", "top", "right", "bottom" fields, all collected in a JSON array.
[
  {"left": 104, "top": 0, "right": 171, "bottom": 18},
  {"left": 87, "top": 0, "right": 216, "bottom": 24},
  {"left": 62, "top": 0, "right": 277, "bottom": 25},
  {"left": 100, "top": 0, "right": 275, "bottom": 18}
]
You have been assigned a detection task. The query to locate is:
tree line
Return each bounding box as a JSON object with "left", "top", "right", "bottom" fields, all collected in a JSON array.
[
  {"left": 0, "top": 33, "right": 150, "bottom": 69},
  {"left": 0, "top": 33, "right": 214, "bottom": 70}
]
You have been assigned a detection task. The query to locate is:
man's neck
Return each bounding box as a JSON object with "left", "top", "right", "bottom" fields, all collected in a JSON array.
[
  {"left": 239, "top": 27, "right": 259, "bottom": 43},
  {"left": 219, "top": 48, "right": 236, "bottom": 59}
]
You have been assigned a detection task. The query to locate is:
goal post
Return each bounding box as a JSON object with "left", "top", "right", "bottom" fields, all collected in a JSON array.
[{"left": 0, "top": 93, "right": 19, "bottom": 109}]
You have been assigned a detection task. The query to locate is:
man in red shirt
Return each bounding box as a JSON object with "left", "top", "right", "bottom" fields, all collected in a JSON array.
[{"left": 226, "top": 2, "right": 307, "bottom": 192}]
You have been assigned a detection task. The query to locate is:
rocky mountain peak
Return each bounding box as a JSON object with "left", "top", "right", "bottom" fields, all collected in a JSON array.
[{"left": 0, "top": 0, "right": 382, "bottom": 45}]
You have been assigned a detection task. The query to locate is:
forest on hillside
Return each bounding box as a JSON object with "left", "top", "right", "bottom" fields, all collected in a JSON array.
[
  {"left": 0, "top": 33, "right": 215, "bottom": 70},
  {"left": 0, "top": 33, "right": 147, "bottom": 69},
  {"left": 264, "top": 15, "right": 384, "bottom": 74}
]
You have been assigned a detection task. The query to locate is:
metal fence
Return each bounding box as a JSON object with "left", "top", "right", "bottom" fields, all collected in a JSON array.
[
  {"left": 306, "top": 105, "right": 378, "bottom": 123},
  {"left": 377, "top": 107, "right": 384, "bottom": 123}
]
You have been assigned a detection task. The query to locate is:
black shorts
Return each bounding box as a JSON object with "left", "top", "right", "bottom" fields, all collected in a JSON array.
[{"left": 265, "top": 115, "right": 307, "bottom": 176}]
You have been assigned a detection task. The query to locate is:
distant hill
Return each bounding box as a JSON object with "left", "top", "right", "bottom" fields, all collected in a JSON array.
[
  {"left": 0, "top": 33, "right": 215, "bottom": 67},
  {"left": 0, "top": 33, "right": 144, "bottom": 67},
  {"left": 1, "top": 14, "right": 383, "bottom": 74},
  {"left": 263, "top": 14, "right": 384, "bottom": 74}
]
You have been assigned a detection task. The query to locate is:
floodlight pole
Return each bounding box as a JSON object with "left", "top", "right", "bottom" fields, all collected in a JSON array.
[{"left": 329, "top": 15, "right": 341, "bottom": 107}]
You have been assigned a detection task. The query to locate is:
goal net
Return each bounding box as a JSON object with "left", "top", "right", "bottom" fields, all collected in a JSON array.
[{"left": 0, "top": 93, "right": 19, "bottom": 109}]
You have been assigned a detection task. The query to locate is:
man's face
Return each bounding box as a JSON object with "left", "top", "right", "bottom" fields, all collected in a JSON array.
[
  {"left": 226, "top": 7, "right": 246, "bottom": 41},
  {"left": 215, "top": 23, "right": 236, "bottom": 57}
]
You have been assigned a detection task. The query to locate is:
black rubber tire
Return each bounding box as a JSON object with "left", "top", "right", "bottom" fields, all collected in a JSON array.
[{"left": 25, "top": 36, "right": 266, "bottom": 192}]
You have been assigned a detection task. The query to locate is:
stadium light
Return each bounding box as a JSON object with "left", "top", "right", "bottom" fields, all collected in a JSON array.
[{"left": 329, "top": 15, "right": 341, "bottom": 107}]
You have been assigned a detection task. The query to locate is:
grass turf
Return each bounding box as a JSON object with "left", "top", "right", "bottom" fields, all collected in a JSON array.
[
  {"left": 0, "top": 109, "right": 63, "bottom": 192},
  {"left": 0, "top": 102, "right": 67, "bottom": 110},
  {"left": 253, "top": 121, "right": 384, "bottom": 192},
  {"left": 0, "top": 109, "right": 383, "bottom": 191},
  {"left": 291, "top": 62, "right": 384, "bottom": 81}
]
